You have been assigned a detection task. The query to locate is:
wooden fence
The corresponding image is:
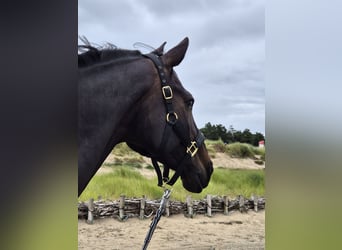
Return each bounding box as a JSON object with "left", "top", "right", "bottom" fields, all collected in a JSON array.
[{"left": 78, "top": 195, "right": 265, "bottom": 223}]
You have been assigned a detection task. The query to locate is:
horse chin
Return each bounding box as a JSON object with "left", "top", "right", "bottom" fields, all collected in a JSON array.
[
  {"left": 181, "top": 175, "right": 204, "bottom": 193},
  {"left": 180, "top": 161, "right": 213, "bottom": 193}
]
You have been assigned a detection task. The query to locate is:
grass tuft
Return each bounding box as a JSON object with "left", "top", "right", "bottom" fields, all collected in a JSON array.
[
  {"left": 79, "top": 168, "right": 264, "bottom": 201},
  {"left": 226, "top": 143, "right": 255, "bottom": 158},
  {"left": 79, "top": 140, "right": 265, "bottom": 202}
]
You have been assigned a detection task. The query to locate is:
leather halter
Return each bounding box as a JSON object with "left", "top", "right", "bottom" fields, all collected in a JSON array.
[{"left": 143, "top": 52, "right": 205, "bottom": 187}]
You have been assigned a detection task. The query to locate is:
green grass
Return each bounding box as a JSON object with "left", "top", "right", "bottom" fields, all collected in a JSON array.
[
  {"left": 79, "top": 140, "right": 265, "bottom": 202},
  {"left": 79, "top": 166, "right": 164, "bottom": 201},
  {"left": 79, "top": 167, "right": 264, "bottom": 202},
  {"left": 111, "top": 142, "right": 140, "bottom": 157}
]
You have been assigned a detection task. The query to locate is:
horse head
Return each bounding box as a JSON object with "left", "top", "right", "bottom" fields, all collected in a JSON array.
[{"left": 126, "top": 38, "right": 213, "bottom": 193}]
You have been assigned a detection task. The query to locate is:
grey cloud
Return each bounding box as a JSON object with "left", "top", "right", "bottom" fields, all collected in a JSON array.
[
  {"left": 194, "top": 3, "right": 264, "bottom": 48},
  {"left": 137, "top": 0, "right": 242, "bottom": 19},
  {"left": 78, "top": 0, "right": 265, "bottom": 134}
]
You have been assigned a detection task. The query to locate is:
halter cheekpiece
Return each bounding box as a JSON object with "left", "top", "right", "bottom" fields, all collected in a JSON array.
[{"left": 143, "top": 52, "right": 205, "bottom": 187}]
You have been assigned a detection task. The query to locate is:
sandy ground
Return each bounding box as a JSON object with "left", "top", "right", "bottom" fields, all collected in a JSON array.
[
  {"left": 78, "top": 210, "right": 265, "bottom": 250},
  {"left": 211, "top": 153, "right": 264, "bottom": 170}
]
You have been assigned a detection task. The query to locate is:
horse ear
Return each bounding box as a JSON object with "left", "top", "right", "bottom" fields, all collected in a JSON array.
[
  {"left": 153, "top": 42, "right": 167, "bottom": 56},
  {"left": 163, "top": 37, "right": 189, "bottom": 67}
]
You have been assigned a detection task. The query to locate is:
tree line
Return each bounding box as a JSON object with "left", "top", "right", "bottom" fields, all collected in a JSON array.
[{"left": 200, "top": 122, "right": 265, "bottom": 147}]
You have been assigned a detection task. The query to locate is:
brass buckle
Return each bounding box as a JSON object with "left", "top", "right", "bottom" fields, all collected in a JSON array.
[
  {"left": 186, "top": 141, "right": 198, "bottom": 157},
  {"left": 162, "top": 86, "right": 173, "bottom": 100}
]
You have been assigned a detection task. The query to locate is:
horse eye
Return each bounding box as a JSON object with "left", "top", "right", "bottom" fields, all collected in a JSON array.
[{"left": 187, "top": 100, "right": 194, "bottom": 109}]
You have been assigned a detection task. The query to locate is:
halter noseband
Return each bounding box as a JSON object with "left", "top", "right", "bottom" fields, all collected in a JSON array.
[{"left": 143, "top": 52, "right": 205, "bottom": 187}]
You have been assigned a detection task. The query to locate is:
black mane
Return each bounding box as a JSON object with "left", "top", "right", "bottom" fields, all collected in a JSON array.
[{"left": 78, "top": 43, "right": 142, "bottom": 68}]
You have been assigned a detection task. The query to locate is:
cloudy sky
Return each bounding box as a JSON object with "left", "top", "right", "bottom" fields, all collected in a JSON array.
[{"left": 78, "top": 0, "right": 265, "bottom": 134}]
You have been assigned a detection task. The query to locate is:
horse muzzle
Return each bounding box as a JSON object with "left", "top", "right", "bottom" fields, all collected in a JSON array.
[{"left": 181, "top": 160, "right": 213, "bottom": 193}]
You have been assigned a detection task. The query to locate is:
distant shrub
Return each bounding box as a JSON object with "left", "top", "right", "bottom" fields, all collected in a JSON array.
[
  {"left": 260, "top": 148, "right": 266, "bottom": 161},
  {"left": 254, "top": 159, "right": 264, "bottom": 165},
  {"left": 206, "top": 146, "right": 216, "bottom": 158},
  {"left": 113, "top": 157, "right": 123, "bottom": 165},
  {"left": 213, "top": 143, "right": 226, "bottom": 153},
  {"left": 112, "top": 143, "right": 132, "bottom": 156},
  {"left": 123, "top": 156, "right": 145, "bottom": 164},
  {"left": 251, "top": 146, "right": 265, "bottom": 156},
  {"left": 128, "top": 163, "right": 143, "bottom": 169},
  {"left": 260, "top": 151, "right": 265, "bottom": 161},
  {"left": 214, "top": 139, "right": 227, "bottom": 153},
  {"left": 209, "top": 153, "right": 216, "bottom": 159},
  {"left": 145, "top": 164, "right": 154, "bottom": 170},
  {"left": 102, "top": 162, "right": 116, "bottom": 167},
  {"left": 206, "top": 139, "right": 227, "bottom": 153},
  {"left": 226, "top": 143, "right": 254, "bottom": 158}
]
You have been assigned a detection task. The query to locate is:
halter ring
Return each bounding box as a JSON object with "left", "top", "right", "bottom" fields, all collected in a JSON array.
[{"left": 166, "top": 112, "right": 178, "bottom": 124}]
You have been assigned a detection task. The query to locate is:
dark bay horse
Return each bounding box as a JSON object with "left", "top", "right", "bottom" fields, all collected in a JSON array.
[{"left": 78, "top": 37, "right": 213, "bottom": 196}]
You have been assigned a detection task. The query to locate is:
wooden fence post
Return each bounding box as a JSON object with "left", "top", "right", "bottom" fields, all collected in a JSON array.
[
  {"left": 254, "top": 195, "right": 258, "bottom": 212},
  {"left": 186, "top": 195, "right": 193, "bottom": 218},
  {"left": 119, "top": 195, "right": 125, "bottom": 220},
  {"left": 223, "top": 196, "right": 229, "bottom": 215},
  {"left": 86, "top": 198, "right": 94, "bottom": 224},
  {"left": 239, "top": 195, "right": 246, "bottom": 213},
  {"left": 139, "top": 195, "right": 146, "bottom": 220},
  {"left": 207, "top": 194, "right": 212, "bottom": 217}
]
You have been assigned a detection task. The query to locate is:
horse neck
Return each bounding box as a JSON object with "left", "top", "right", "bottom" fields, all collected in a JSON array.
[
  {"left": 80, "top": 58, "right": 154, "bottom": 135},
  {"left": 78, "top": 57, "right": 154, "bottom": 195}
]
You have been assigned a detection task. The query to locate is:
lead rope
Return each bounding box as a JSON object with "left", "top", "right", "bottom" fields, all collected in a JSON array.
[{"left": 142, "top": 188, "right": 172, "bottom": 250}]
